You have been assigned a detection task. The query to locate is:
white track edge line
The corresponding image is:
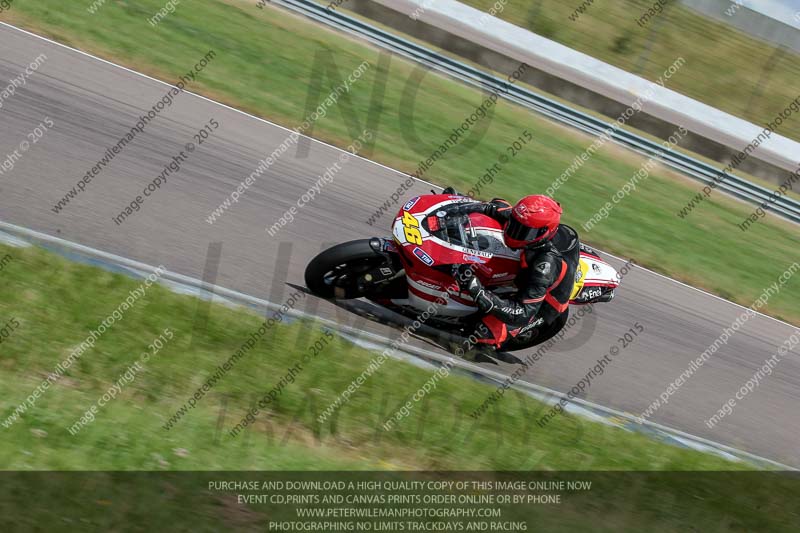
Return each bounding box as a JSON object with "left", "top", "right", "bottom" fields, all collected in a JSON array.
[{"left": 0, "top": 21, "right": 441, "bottom": 192}]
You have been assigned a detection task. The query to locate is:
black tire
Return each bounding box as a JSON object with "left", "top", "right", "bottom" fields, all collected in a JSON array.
[{"left": 304, "top": 240, "right": 387, "bottom": 299}]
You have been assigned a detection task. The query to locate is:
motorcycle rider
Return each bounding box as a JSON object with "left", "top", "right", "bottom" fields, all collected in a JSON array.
[{"left": 445, "top": 190, "right": 580, "bottom": 350}]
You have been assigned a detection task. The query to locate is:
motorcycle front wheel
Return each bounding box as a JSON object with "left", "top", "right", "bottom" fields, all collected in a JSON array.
[{"left": 304, "top": 239, "right": 390, "bottom": 299}]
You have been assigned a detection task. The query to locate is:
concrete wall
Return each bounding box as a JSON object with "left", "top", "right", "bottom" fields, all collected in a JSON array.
[{"left": 333, "top": 0, "right": 799, "bottom": 185}]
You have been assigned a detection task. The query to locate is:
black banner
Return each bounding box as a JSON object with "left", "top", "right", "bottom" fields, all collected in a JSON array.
[{"left": 1, "top": 471, "right": 798, "bottom": 531}]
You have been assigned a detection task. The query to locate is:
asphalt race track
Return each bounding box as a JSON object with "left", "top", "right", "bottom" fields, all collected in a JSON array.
[{"left": 1, "top": 23, "right": 798, "bottom": 467}]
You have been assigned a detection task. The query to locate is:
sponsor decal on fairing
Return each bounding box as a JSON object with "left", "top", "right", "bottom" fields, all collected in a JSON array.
[
  {"left": 413, "top": 278, "right": 441, "bottom": 290},
  {"left": 462, "top": 253, "right": 487, "bottom": 264},
  {"left": 403, "top": 196, "right": 420, "bottom": 210},
  {"left": 413, "top": 247, "right": 434, "bottom": 266}
]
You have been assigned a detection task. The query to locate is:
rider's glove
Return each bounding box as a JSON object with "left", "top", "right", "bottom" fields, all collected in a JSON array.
[
  {"left": 453, "top": 265, "right": 495, "bottom": 312},
  {"left": 484, "top": 198, "right": 513, "bottom": 220},
  {"left": 454, "top": 264, "right": 478, "bottom": 292}
]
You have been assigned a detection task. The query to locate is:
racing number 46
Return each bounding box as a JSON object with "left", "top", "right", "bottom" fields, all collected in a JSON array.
[{"left": 402, "top": 211, "right": 422, "bottom": 245}]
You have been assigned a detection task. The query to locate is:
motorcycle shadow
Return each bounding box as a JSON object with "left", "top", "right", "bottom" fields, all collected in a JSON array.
[{"left": 289, "top": 284, "right": 524, "bottom": 366}]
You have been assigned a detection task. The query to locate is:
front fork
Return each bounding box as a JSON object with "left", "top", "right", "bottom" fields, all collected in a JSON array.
[{"left": 356, "top": 238, "right": 405, "bottom": 295}]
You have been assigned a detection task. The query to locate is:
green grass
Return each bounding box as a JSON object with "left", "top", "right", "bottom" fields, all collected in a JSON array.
[
  {"left": 4, "top": 243, "right": 800, "bottom": 530},
  {"left": 459, "top": 0, "right": 800, "bottom": 143},
  {"left": 1, "top": 0, "right": 799, "bottom": 328},
  {"left": 5, "top": 242, "right": 800, "bottom": 532},
  {"left": 0, "top": 242, "right": 748, "bottom": 471}
]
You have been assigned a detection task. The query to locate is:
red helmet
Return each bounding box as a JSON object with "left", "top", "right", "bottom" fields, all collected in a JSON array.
[{"left": 504, "top": 195, "right": 562, "bottom": 249}]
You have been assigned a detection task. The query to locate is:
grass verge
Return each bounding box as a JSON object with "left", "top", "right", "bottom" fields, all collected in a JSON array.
[
  {"left": 0, "top": 241, "right": 750, "bottom": 471},
  {"left": 3, "top": 242, "right": 800, "bottom": 530},
  {"left": 1, "top": 0, "right": 798, "bottom": 327}
]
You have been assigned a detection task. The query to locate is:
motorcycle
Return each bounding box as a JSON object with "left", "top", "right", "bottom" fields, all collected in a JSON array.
[{"left": 305, "top": 192, "right": 620, "bottom": 352}]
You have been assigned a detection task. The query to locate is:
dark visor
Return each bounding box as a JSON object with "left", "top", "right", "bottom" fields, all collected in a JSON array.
[{"left": 506, "top": 216, "right": 549, "bottom": 243}]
